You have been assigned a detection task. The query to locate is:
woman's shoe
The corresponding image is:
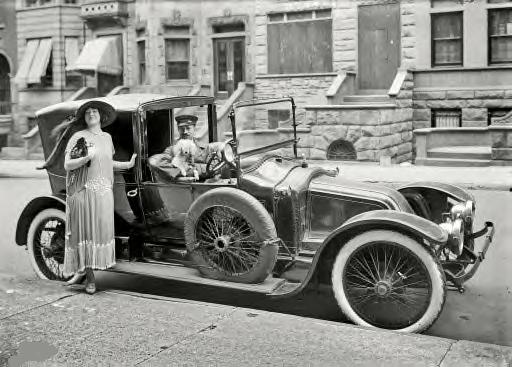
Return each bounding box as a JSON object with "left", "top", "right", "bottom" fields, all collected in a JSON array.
[
  {"left": 85, "top": 281, "right": 96, "bottom": 295},
  {"left": 66, "top": 272, "right": 85, "bottom": 285}
]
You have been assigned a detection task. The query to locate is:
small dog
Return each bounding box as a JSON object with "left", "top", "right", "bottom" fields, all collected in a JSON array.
[{"left": 171, "top": 139, "right": 199, "bottom": 180}]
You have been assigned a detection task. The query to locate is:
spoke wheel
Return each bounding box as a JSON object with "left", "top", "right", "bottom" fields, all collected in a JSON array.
[
  {"left": 27, "top": 208, "right": 70, "bottom": 281},
  {"left": 344, "top": 241, "right": 431, "bottom": 329},
  {"left": 185, "top": 187, "right": 278, "bottom": 284},
  {"left": 332, "top": 230, "right": 445, "bottom": 333},
  {"left": 196, "top": 206, "right": 259, "bottom": 276}
]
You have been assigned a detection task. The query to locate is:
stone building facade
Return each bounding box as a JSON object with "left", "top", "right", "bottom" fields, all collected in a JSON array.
[
  {"left": 8, "top": 0, "right": 512, "bottom": 164},
  {"left": 0, "top": 0, "right": 17, "bottom": 149},
  {"left": 13, "top": 0, "right": 84, "bottom": 144}
]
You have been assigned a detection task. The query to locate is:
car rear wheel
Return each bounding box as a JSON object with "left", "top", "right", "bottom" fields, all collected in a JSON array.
[
  {"left": 184, "top": 187, "right": 278, "bottom": 284},
  {"left": 331, "top": 230, "right": 446, "bottom": 333},
  {"left": 27, "top": 208, "right": 70, "bottom": 281}
]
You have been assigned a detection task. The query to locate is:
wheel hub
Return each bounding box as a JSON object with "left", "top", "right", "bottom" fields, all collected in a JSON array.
[
  {"left": 213, "top": 236, "right": 231, "bottom": 252},
  {"left": 375, "top": 280, "right": 392, "bottom": 297}
]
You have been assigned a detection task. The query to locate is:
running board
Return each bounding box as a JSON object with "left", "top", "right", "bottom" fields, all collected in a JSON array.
[{"left": 109, "top": 261, "right": 288, "bottom": 295}]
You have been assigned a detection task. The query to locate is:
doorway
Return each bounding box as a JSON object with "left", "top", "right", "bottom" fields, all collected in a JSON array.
[
  {"left": 213, "top": 37, "right": 245, "bottom": 99},
  {"left": 0, "top": 54, "right": 11, "bottom": 114},
  {"left": 358, "top": 3, "right": 400, "bottom": 91}
]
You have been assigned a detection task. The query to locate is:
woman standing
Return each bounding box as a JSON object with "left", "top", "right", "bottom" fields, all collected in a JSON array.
[{"left": 61, "top": 100, "right": 136, "bottom": 294}]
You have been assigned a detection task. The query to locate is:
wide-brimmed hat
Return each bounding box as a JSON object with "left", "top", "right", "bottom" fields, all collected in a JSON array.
[
  {"left": 75, "top": 100, "right": 117, "bottom": 128},
  {"left": 175, "top": 114, "right": 198, "bottom": 128}
]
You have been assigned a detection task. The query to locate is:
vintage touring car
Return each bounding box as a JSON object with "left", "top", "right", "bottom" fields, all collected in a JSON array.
[{"left": 15, "top": 94, "right": 494, "bottom": 333}]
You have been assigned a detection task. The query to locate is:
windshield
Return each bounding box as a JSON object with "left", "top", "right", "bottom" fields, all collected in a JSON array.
[{"left": 232, "top": 98, "right": 298, "bottom": 159}]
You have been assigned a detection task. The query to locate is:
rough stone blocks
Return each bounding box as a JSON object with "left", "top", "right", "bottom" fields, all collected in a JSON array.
[
  {"left": 446, "top": 90, "right": 475, "bottom": 100},
  {"left": 462, "top": 108, "right": 487, "bottom": 122}
]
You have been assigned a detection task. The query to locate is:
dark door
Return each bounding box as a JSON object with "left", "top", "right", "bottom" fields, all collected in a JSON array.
[
  {"left": 0, "top": 55, "right": 11, "bottom": 114},
  {"left": 214, "top": 37, "right": 245, "bottom": 99},
  {"left": 358, "top": 3, "right": 400, "bottom": 90}
]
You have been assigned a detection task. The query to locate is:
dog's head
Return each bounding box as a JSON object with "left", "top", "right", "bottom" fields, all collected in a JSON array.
[{"left": 174, "top": 139, "right": 198, "bottom": 158}]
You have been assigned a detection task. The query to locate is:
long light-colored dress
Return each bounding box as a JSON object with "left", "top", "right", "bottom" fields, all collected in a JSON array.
[{"left": 63, "top": 130, "right": 116, "bottom": 276}]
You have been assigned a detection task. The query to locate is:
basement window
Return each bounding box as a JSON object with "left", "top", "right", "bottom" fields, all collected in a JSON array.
[{"left": 431, "top": 109, "right": 462, "bottom": 128}]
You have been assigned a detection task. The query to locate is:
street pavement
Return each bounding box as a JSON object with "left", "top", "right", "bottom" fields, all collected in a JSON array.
[
  {"left": 1, "top": 159, "right": 512, "bottom": 365},
  {"left": 1, "top": 276, "right": 512, "bottom": 366}
]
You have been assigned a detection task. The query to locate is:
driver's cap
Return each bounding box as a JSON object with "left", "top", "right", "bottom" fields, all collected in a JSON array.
[{"left": 176, "top": 114, "right": 198, "bottom": 128}]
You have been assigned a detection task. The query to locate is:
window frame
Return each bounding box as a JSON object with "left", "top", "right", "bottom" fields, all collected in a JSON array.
[
  {"left": 266, "top": 8, "right": 333, "bottom": 74},
  {"left": 430, "top": 11, "right": 464, "bottom": 68},
  {"left": 164, "top": 36, "right": 191, "bottom": 82},
  {"left": 488, "top": 7, "right": 512, "bottom": 65},
  {"left": 64, "top": 36, "right": 82, "bottom": 89},
  {"left": 137, "top": 39, "right": 147, "bottom": 84}
]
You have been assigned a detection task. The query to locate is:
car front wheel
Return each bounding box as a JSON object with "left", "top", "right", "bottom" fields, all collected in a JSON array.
[
  {"left": 27, "top": 208, "right": 70, "bottom": 281},
  {"left": 331, "top": 230, "right": 446, "bottom": 333}
]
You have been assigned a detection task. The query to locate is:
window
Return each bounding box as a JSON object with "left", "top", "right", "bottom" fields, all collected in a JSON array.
[
  {"left": 137, "top": 40, "right": 146, "bottom": 84},
  {"left": 165, "top": 38, "right": 189, "bottom": 80},
  {"left": 327, "top": 139, "right": 357, "bottom": 161},
  {"left": 431, "top": 12, "right": 463, "bottom": 67},
  {"left": 14, "top": 38, "right": 53, "bottom": 87},
  {"left": 489, "top": 9, "right": 512, "bottom": 64},
  {"left": 267, "top": 9, "right": 332, "bottom": 74},
  {"left": 431, "top": 109, "right": 462, "bottom": 127},
  {"left": 25, "top": 0, "right": 53, "bottom": 6},
  {"left": 64, "top": 37, "right": 82, "bottom": 88},
  {"left": 488, "top": 108, "right": 512, "bottom": 125},
  {"left": 213, "top": 23, "right": 245, "bottom": 33},
  {"left": 40, "top": 52, "right": 53, "bottom": 87}
]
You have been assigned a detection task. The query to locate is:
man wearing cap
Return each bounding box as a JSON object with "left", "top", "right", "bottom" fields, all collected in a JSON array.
[{"left": 148, "top": 114, "right": 213, "bottom": 180}]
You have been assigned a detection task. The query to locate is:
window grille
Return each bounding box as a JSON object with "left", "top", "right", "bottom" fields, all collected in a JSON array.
[
  {"left": 431, "top": 109, "right": 462, "bottom": 127},
  {"left": 327, "top": 139, "right": 357, "bottom": 161}
]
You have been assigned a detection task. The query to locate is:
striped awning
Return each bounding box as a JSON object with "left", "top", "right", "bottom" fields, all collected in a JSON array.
[
  {"left": 66, "top": 37, "right": 122, "bottom": 76},
  {"left": 15, "top": 38, "right": 52, "bottom": 85}
]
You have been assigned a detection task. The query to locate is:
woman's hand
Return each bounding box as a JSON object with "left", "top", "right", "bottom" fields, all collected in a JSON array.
[{"left": 127, "top": 153, "right": 137, "bottom": 169}]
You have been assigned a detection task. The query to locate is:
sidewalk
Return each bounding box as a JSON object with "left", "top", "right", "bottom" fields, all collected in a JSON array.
[
  {"left": 1, "top": 158, "right": 512, "bottom": 191},
  {"left": 0, "top": 276, "right": 511, "bottom": 366}
]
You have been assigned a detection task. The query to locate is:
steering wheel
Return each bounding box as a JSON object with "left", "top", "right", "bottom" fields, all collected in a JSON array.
[
  {"left": 206, "top": 150, "right": 225, "bottom": 175},
  {"left": 205, "top": 141, "right": 236, "bottom": 177}
]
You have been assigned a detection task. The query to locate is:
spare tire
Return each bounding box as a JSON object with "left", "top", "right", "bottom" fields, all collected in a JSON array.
[{"left": 184, "top": 187, "right": 278, "bottom": 283}]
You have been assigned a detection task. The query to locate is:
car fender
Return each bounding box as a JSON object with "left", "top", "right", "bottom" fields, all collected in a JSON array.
[
  {"left": 272, "top": 210, "right": 447, "bottom": 298},
  {"left": 397, "top": 181, "right": 474, "bottom": 202},
  {"left": 15, "top": 195, "right": 66, "bottom": 246}
]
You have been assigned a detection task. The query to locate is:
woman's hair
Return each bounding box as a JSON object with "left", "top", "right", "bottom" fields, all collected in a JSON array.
[{"left": 51, "top": 114, "right": 87, "bottom": 140}]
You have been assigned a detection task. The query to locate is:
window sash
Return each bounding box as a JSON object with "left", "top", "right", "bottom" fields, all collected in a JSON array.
[
  {"left": 166, "top": 61, "right": 188, "bottom": 80},
  {"left": 164, "top": 39, "right": 189, "bottom": 62},
  {"left": 489, "top": 9, "right": 512, "bottom": 64},
  {"left": 431, "top": 12, "right": 463, "bottom": 66}
]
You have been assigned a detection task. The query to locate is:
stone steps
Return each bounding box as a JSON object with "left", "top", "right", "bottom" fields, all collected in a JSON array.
[
  {"left": 343, "top": 94, "right": 393, "bottom": 104},
  {"left": 427, "top": 146, "right": 492, "bottom": 160},
  {"left": 415, "top": 157, "right": 494, "bottom": 167},
  {"left": 415, "top": 145, "right": 499, "bottom": 166}
]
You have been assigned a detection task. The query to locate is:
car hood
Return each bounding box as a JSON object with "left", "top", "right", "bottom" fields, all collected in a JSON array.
[{"left": 310, "top": 174, "right": 414, "bottom": 213}]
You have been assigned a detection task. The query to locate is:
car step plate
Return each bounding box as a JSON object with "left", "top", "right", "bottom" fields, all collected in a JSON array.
[{"left": 110, "top": 261, "right": 287, "bottom": 295}]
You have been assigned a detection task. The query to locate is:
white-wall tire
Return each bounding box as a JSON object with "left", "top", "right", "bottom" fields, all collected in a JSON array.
[
  {"left": 27, "top": 208, "right": 68, "bottom": 281},
  {"left": 331, "top": 230, "right": 446, "bottom": 333}
]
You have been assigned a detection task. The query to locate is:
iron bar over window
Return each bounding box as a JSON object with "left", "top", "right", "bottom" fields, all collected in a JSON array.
[{"left": 431, "top": 109, "right": 462, "bottom": 127}]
